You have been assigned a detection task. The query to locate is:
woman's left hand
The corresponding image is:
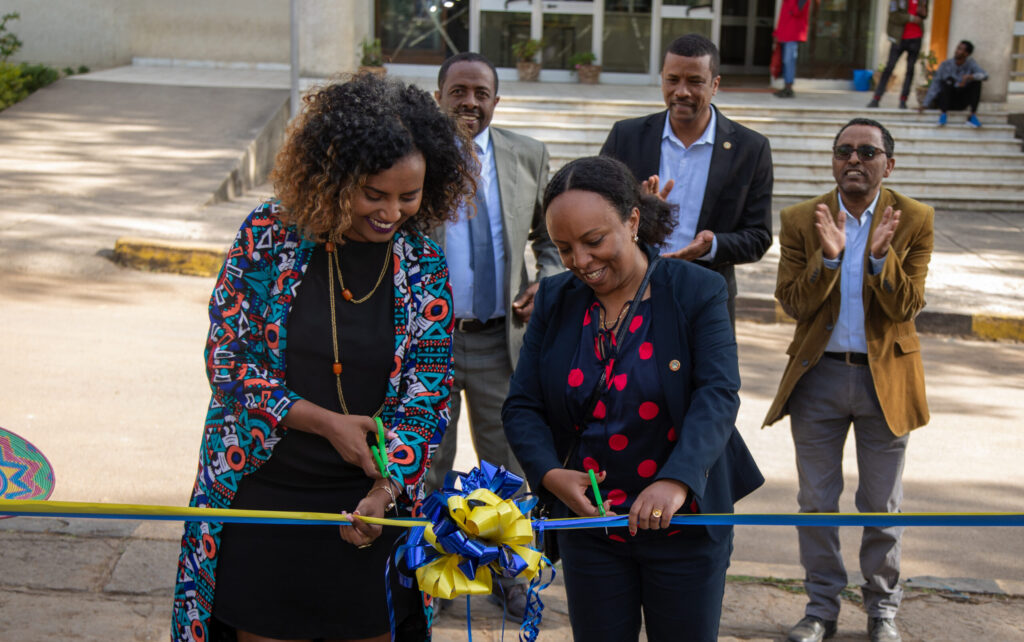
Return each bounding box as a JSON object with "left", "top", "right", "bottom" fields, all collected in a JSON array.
[
  {"left": 628, "top": 479, "right": 690, "bottom": 535},
  {"left": 339, "top": 492, "right": 387, "bottom": 548}
]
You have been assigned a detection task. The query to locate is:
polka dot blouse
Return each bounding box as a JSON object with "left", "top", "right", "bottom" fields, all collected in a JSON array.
[{"left": 566, "top": 297, "right": 680, "bottom": 513}]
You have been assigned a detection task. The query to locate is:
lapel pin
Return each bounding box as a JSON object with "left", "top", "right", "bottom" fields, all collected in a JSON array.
[
  {"left": 723, "top": 141, "right": 732, "bottom": 150},
  {"left": 669, "top": 359, "right": 681, "bottom": 371}
]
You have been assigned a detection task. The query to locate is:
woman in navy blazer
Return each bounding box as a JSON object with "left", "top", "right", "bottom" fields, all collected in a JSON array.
[{"left": 502, "top": 156, "right": 763, "bottom": 641}]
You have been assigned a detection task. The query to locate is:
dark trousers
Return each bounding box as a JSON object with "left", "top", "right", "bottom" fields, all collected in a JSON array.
[
  {"left": 874, "top": 37, "right": 922, "bottom": 101},
  {"left": 788, "top": 358, "right": 908, "bottom": 620},
  {"left": 557, "top": 526, "right": 732, "bottom": 641},
  {"left": 936, "top": 79, "right": 982, "bottom": 114}
]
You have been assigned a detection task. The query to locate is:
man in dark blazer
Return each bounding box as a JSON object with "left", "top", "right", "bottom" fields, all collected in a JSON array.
[
  {"left": 426, "top": 52, "right": 562, "bottom": 618},
  {"left": 601, "top": 34, "right": 773, "bottom": 323}
]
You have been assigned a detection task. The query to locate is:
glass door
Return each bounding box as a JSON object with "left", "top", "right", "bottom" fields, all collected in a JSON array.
[
  {"left": 718, "top": 0, "right": 774, "bottom": 74},
  {"left": 376, "top": 0, "right": 470, "bottom": 65},
  {"left": 540, "top": 1, "right": 598, "bottom": 81},
  {"left": 476, "top": 0, "right": 533, "bottom": 69},
  {"left": 804, "top": 0, "right": 874, "bottom": 80},
  {"left": 602, "top": 1, "right": 652, "bottom": 75},
  {"left": 658, "top": 0, "right": 719, "bottom": 80}
]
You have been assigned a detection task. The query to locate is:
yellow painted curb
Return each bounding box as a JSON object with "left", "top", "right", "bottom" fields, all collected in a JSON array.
[
  {"left": 972, "top": 315, "right": 1024, "bottom": 342},
  {"left": 774, "top": 300, "right": 796, "bottom": 324},
  {"left": 112, "top": 237, "right": 225, "bottom": 278}
]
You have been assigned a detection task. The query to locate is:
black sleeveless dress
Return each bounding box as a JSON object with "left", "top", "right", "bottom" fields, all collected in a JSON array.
[{"left": 213, "top": 240, "right": 422, "bottom": 639}]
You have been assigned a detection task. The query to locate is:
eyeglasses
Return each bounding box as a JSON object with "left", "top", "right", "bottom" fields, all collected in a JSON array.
[{"left": 833, "top": 144, "right": 886, "bottom": 160}]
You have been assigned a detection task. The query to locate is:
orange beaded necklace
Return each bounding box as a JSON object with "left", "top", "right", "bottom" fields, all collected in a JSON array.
[{"left": 324, "top": 239, "right": 392, "bottom": 417}]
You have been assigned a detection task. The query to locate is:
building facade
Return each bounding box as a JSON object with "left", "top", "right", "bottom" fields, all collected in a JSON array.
[{"left": 6, "top": 0, "right": 1021, "bottom": 102}]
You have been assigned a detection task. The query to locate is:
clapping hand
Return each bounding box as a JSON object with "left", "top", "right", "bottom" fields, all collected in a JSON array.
[
  {"left": 662, "top": 230, "right": 714, "bottom": 262},
  {"left": 870, "top": 205, "right": 900, "bottom": 260},
  {"left": 641, "top": 174, "right": 675, "bottom": 202},
  {"left": 814, "top": 203, "right": 845, "bottom": 260}
]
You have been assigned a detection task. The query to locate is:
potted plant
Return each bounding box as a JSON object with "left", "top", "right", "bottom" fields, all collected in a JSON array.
[
  {"left": 915, "top": 50, "right": 939, "bottom": 109},
  {"left": 359, "top": 37, "right": 386, "bottom": 75},
  {"left": 568, "top": 51, "right": 600, "bottom": 84},
  {"left": 511, "top": 37, "right": 542, "bottom": 82}
]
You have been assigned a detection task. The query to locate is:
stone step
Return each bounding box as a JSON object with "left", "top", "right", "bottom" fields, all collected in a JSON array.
[
  {"left": 766, "top": 132, "right": 1023, "bottom": 155},
  {"left": 495, "top": 110, "right": 1017, "bottom": 139},
  {"left": 497, "top": 95, "right": 1013, "bottom": 123},
  {"left": 773, "top": 188, "right": 1024, "bottom": 212},
  {"left": 543, "top": 147, "right": 1024, "bottom": 169},
  {"left": 778, "top": 176, "right": 1024, "bottom": 199},
  {"left": 493, "top": 93, "right": 1024, "bottom": 213},
  {"left": 773, "top": 162, "right": 1024, "bottom": 182},
  {"left": 771, "top": 148, "right": 1024, "bottom": 167},
  {"left": 491, "top": 119, "right": 1019, "bottom": 147}
]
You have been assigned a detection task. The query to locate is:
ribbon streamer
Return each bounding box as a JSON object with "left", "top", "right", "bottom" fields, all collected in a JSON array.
[{"left": 2, "top": 499, "right": 1023, "bottom": 528}]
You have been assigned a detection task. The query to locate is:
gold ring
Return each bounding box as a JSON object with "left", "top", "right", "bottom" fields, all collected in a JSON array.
[
  {"left": 651, "top": 509, "right": 663, "bottom": 519},
  {"left": 357, "top": 543, "right": 373, "bottom": 549}
]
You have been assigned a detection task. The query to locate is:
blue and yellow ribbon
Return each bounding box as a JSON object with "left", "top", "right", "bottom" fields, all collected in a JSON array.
[{"left": 3, "top": 499, "right": 1022, "bottom": 528}]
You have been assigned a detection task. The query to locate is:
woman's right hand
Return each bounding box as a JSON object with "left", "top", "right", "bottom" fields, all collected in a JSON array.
[
  {"left": 320, "top": 414, "right": 389, "bottom": 478},
  {"left": 541, "top": 468, "right": 613, "bottom": 517},
  {"left": 280, "top": 400, "right": 399, "bottom": 479}
]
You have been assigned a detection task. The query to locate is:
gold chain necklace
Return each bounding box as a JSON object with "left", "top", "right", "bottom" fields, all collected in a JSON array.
[
  {"left": 325, "top": 240, "right": 392, "bottom": 417},
  {"left": 327, "top": 238, "right": 393, "bottom": 303},
  {"left": 599, "top": 301, "right": 631, "bottom": 333}
]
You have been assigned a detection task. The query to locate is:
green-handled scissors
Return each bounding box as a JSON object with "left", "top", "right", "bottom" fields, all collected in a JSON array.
[{"left": 371, "top": 417, "right": 390, "bottom": 479}]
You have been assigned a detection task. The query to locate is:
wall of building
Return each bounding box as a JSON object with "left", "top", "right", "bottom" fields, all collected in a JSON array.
[
  {"left": 4, "top": 1, "right": 367, "bottom": 78},
  {"left": 297, "top": 0, "right": 371, "bottom": 78},
  {"left": 947, "top": 0, "right": 1016, "bottom": 102},
  {"left": 4, "top": 0, "right": 133, "bottom": 70}
]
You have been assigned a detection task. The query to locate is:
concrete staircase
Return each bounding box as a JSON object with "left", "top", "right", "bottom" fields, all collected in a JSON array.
[{"left": 492, "top": 96, "right": 1024, "bottom": 212}]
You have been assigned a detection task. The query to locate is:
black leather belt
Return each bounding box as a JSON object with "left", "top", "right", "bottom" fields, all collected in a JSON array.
[
  {"left": 823, "top": 351, "right": 869, "bottom": 366},
  {"left": 455, "top": 316, "right": 505, "bottom": 333}
]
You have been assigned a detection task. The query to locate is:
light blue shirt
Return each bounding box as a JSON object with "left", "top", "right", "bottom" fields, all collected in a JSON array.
[
  {"left": 823, "top": 190, "right": 887, "bottom": 354},
  {"left": 445, "top": 127, "right": 506, "bottom": 320},
  {"left": 658, "top": 107, "right": 718, "bottom": 259}
]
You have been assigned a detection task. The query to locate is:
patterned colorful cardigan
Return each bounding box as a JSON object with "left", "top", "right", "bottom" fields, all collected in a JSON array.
[{"left": 172, "top": 202, "right": 454, "bottom": 641}]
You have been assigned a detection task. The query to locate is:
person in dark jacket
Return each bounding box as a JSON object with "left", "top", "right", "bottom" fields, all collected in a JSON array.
[{"left": 503, "top": 156, "right": 764, "bottom": 642}]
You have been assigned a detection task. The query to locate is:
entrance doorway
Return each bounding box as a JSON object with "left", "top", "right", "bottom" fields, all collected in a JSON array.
[{"left": 719, "top": 0, "right": 775, "bottom": 75}]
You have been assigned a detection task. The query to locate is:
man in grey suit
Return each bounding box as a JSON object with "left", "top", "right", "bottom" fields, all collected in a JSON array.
[{"left": 426, "top": 52, "right": 562, "bottom": 617}]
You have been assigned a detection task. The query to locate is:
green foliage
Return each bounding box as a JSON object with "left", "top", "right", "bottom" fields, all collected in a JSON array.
[
  {"left": 360, "top": 37, "right": 383, "bottom": 67},
  {"left": 919, "top": 50, "right": 938, "bottom": 86},
  {"left": 568, "top": 51, "right": 596, "bottom": 68},
  {"left": 19, "top": 63, "right": 58, "bottom": 92},
  {"left": 511, "top": 38, "right": 543, "bottom": 62},
  {"left": 63, "top": 65, "right": 90, "bottom": 76},
  {"left": 0, "top": 61, "right": 28, "bottom": 110},
  {"left": 1, "top": 12, "right": 23, "bottom": 62}
]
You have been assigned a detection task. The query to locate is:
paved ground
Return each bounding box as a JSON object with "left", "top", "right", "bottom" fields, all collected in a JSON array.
[{"left": 1, "top": 65, "right": 1024, "bottom": 640}]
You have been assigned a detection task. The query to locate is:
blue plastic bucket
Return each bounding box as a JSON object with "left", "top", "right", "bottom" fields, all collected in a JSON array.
[{"left": 852, "top": 69, "right": 873, "bottom": 92}]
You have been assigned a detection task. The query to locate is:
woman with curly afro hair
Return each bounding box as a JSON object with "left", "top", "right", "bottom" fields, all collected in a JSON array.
[{"left": 173, "top": 72, "right": 474, "bottom": 642}]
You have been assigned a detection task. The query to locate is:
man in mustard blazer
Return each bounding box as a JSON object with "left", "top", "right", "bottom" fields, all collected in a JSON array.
[{"left": 763, "top": 118, "right": 933, "bottom": 642}]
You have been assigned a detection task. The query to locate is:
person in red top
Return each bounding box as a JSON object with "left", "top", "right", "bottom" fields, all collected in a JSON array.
[
  {"left": 868, "top": 0, "right": 929, "bottom": 109},
  {"left": 773, "top": 0, "right": 820, "bottom": 98}
]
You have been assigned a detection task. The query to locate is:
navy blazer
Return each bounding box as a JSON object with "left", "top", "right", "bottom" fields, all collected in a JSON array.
[
  {"left": 502, "top": 247, "right": 764, "bottom": 541},
  {"left": 600, "top": 106, "right": 774, "bottom": 316}
]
